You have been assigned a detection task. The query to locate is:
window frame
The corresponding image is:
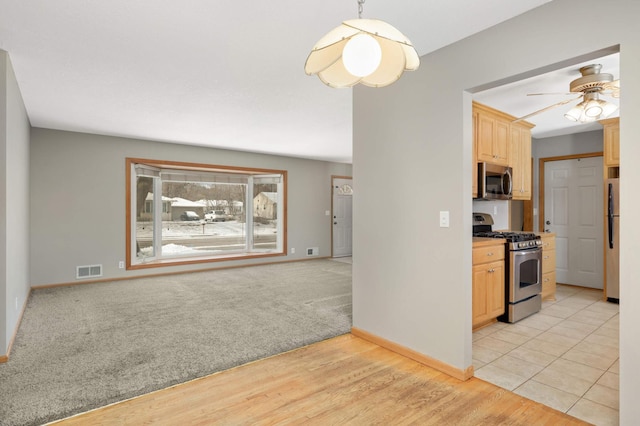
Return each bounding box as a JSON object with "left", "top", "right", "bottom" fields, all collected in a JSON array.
[{"left": 125, "top": 157, "right": 287, "bottom": 270}]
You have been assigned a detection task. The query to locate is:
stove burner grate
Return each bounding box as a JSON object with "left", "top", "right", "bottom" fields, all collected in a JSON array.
[{"left": 473, "top": 231, "right": 539, "bottom": 243}]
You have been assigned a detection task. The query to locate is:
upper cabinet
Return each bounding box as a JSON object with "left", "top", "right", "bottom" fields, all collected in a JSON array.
[
  {"left": 472, "top": 101, "right": 534, "bottom": 200},
  {"left": 510, "top": 121, "right": 534, "bottom": 200},
  {"left": 601, "top": 117, "right": 620, "bottom": 169},
  {"left": 475, "top": 102, "right": 511, "bottom": 166}
]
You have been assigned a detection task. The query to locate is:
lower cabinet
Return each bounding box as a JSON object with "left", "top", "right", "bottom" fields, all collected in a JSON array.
[
  {"left": 540, "top": 233, "right": 556, "bottom": 301},
  {"left": 472, "top": 241, "right": 505, "bottom": 329}
]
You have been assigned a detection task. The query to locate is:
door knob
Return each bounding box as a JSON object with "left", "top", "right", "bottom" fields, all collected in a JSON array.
[
  {"left": 334, "top": 222, "right": 337, "bottom": 225},
  {"left": 546, "top": 220, "right": 551, "bottom": 225}
]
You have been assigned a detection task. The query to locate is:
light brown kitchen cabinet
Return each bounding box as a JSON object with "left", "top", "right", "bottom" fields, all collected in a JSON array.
[
  {"left": 540, "top": 233, "right": 556, "bottom": 301},
  {"left": 472, "top": 239, "right": 505, "bottom": 329},
  {"left": 474, "top": 102, "right": 510, "bottom": 166},
  {"left": 601, "top": 117, "right": 620, "bottom": 169},
  {"left": 510, "top": 122, "right": 534, "bottom": 200},
  {"left": 472, "top": 101, "right": 534, "bottom": 199}
]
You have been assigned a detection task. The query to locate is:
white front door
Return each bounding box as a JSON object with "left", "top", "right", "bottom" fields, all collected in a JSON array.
[
  {"left": 332, "top": 177, "right": 353, "bottom": 257},
  {"left": 544, "top": 157, "right": 603, "bottom": 288}
]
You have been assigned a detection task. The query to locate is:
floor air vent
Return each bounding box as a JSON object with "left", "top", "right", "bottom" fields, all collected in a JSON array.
[
  {"left": 76, "top": 264, "right": 103, "bottom": 279},
  {"left": 306, "top": 247, "right": 319, "bottom": 256}
]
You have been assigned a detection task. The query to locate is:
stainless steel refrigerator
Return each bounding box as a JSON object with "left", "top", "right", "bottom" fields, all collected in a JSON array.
[{"left": 606, "top": 178, "right": 620, "bottom": 302}]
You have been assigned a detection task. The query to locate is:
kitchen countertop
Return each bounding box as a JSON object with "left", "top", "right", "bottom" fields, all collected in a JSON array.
[
  {"left": 535, "top": 232, "right": 556, "bottom": 237},
  {"left": 472, "top": 237, "right": 506, "bottom": 247}
]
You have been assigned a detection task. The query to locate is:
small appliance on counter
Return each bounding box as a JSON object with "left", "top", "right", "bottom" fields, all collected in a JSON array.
[{"left": 473, "top": 212, "right": 543, "bottom": 323}]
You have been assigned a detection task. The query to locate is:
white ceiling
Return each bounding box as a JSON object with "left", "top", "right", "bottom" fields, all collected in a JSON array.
[{"left": 0, "top": 0, "right": 558, "bottom": 163}]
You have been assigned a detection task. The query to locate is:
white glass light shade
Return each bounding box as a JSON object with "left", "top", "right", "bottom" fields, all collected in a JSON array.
[
  {"left": 304, "top": 18, "right": 420, "bottom": 88},
  {"left": 600, "top": 101, "right": 618, "bottom": 118},
  {"left": 584, "top": 99, "right": 603, "bottom": 117},
  {"left": 342, "top": 34, "right": 382, "bottom": 77},
  {"left": 564, "top": 105, "right": 582, "bottom": 122}
]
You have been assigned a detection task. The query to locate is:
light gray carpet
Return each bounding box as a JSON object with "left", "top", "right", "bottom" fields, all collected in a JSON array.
[{"left": 0, "top": 259, "right": 352, "bottom": 426}]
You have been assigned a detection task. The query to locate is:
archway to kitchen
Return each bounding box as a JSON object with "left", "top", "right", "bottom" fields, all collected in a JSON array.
[{"left": 469, "top": 47, "right": 620, "bottom": 419}]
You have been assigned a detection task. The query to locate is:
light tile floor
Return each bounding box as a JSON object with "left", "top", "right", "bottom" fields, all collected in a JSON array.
[{"left": 473, "top": 284, "right": 619, "bottom": 426}]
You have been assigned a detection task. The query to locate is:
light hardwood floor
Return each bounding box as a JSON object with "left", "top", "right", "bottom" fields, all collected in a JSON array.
[{"left": 51, "top": 334, "right": 586, "bottom": 425}]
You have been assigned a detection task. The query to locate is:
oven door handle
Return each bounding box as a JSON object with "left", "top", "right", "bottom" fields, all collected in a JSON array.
[{"left": 512, "top": 248, "right": 542, "bottom": 259}]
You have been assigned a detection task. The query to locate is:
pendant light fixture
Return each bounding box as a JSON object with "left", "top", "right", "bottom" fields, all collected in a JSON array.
[{"left": 304, "top": 0, "right": 419, "bottom": 88}]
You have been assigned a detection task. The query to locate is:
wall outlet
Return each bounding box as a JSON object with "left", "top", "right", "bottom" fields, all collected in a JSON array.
[
  {"left": 118, "top": 261, "right": 125, "bottom": 269},
  {"left": 291, "top": 248, "right": 295, "bottom": 254}
]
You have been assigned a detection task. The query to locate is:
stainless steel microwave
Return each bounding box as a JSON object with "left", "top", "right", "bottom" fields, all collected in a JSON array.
[{"left": 477, "top": 162, "right": 513, "bottom": 200}]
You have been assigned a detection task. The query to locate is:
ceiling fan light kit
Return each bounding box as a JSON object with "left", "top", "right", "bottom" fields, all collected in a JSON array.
[
  {"left": 304, "top": 0, "right": 419, "bottom": 88},
  {"left": 563, "top": 91, "right": 618, "bottom": 123}
]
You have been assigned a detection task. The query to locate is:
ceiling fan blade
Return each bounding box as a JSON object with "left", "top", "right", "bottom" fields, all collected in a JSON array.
[
  {"left": 600, "top": 91, "right": 620, "bottom": 100},
  {"left": 513, "top": 96, "right": 582, "bottom": 123},
  {"left": 603, "top": 79, "right": 620, "bottom": 98}
]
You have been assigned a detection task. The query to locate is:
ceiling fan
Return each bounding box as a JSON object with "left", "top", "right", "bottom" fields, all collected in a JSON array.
[{"left": 514, "top": 64, "right": 620, "bottom": 123}]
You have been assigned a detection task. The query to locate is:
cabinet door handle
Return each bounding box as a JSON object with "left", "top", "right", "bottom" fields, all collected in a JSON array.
[
  {"left": 487, "top": 252, "right": 493, "bottom": 256},
  {"left": 488, "top": 268, "right": 495, "bottom": 273}
]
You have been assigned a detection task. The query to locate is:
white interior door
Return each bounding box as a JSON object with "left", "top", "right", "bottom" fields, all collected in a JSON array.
[
  {"left": 332, "top": 178, "right": 353, "bottom": 257},
  {"left": 544, "top": 157, "right": 603, "bottom": 288}
]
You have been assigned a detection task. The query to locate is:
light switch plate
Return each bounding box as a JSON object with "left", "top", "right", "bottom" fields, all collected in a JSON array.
[{"left": 439, "top": 211, "right": 450, "bottom": 228}]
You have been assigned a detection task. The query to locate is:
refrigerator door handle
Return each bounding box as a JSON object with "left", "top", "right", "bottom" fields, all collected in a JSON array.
[{"left": 608, "top": 183, "right": 614, "bottom": 249}]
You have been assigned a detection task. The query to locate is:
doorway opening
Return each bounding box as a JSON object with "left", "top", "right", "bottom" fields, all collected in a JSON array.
[{"left": 331, "top": 176, "right": 353, "bottom": 258}]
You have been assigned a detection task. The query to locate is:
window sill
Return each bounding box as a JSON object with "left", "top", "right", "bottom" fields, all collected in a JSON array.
[{"left": 128, "top": 251, "right": 286, "bottom": 270}]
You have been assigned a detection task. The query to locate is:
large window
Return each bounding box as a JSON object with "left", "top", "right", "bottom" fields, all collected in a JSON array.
[{"left": 126, "top": 158, "right": 286, "bottom": 269}]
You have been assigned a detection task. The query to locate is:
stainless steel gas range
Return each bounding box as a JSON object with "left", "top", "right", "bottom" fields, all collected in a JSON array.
[{"left": 473, "top": 213, "right": 543, "bottom": 323}]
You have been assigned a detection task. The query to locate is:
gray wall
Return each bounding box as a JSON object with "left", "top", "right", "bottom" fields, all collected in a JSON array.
[
  {"left": 1, "top": 51, "right": 31, "bottom": 355},
  {"left": 352, "top": 0, "right": 640, "bottom": 422},
  {"left": 531, "top": 130, "right": 604, "bottom": 232},
  {"left": 30, "top": 128, "right": 351, "bottom": 286}
]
